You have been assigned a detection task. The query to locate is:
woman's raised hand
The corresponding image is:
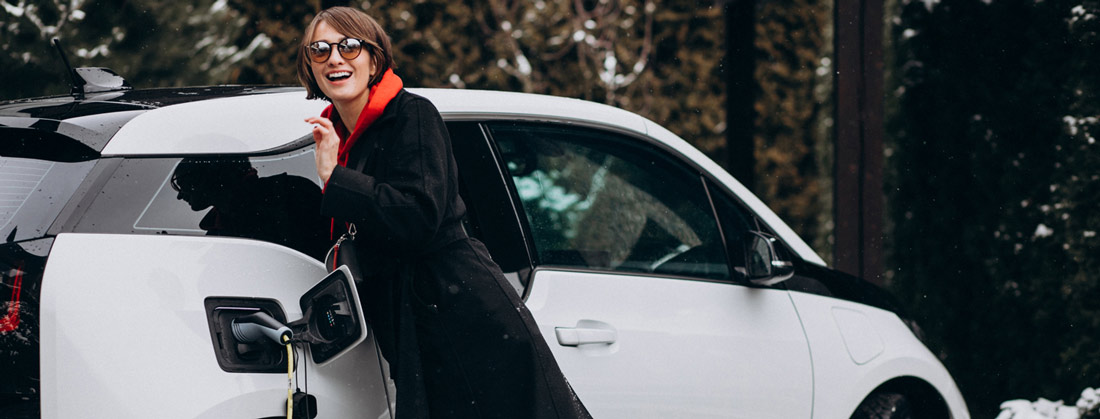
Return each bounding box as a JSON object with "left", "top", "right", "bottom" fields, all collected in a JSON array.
[{"left": 306, "top": 116, "right": 340, "bottom": 184}]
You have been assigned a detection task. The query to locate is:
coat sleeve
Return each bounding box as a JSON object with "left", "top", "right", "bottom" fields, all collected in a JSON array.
[{"left": 320, "top": 97, "right": 452, "bottom": 251}]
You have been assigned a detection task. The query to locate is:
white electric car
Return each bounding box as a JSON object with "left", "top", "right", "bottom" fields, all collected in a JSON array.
[{"left": 0, "top": 70, "right": 968, "bottom": 418}]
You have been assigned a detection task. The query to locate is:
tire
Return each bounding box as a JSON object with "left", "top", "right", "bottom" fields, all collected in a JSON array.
[{"left": 851, "top": 391, "right": 913, "bottom": 419}]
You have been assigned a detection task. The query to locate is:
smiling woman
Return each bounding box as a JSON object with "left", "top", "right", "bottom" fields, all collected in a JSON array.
[{"left": 294, "top": 7, "right": 592, "bottom": 419}]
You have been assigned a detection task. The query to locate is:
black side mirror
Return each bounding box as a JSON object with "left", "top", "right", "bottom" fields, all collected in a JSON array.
[
  {"left": 744, "top": 231, "right": 795, "bottom": 286},
  {"left": 293, "top": 266, "right": 368, "bottom": 365}
]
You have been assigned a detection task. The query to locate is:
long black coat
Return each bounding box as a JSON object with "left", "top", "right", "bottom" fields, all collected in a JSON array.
[{"left": 320, "top": 90, "right": 591, "bottom": 419}]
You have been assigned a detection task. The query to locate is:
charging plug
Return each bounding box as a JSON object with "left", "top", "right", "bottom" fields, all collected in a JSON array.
[
  {"left": 231, "top": 311, "right": 292, "bottom": 344},
  {"left": 292, "top": 391, "right": 318, "bottom": 419}
]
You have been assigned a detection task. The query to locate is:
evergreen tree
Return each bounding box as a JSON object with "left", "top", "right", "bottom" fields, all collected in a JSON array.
[
  {"left": 3, "top": 0, "right": 832, "bottom": 253},
  {"left": 887, "top": 0, "right": 1096, "bottom": 414},
  {"left": 1052, "top": 0, "right": 1100, "bottom": 399},
  {"left": 0, "top": 0, "right": 260, "bottom": 99},
  {"left": 753, "top": 0, "right": 833, "bottom": 259}
]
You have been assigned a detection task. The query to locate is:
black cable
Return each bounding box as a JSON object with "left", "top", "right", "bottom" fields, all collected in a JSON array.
[
  {"left": 374, "top": 337, "right": 394, "bottom": 419},
  {"left": 304, "top": 343, "right": 310, "bottom": 418}
]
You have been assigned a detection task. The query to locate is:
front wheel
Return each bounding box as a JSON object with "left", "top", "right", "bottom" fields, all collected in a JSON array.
[{"left": 851, "top": 392, "right": 913, "bottom": 419}]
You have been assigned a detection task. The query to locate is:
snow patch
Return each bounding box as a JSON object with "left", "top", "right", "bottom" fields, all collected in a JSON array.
[
  {"left": 448, "top": 74, "right": 465, "bottom": 89},
  {"left": 515, "top": 53, "right": 532, "bottom": 76},
  {"left": 2, "top": 1, "right": 25, "bottom": 18},
  {"left": 1033, "top": 224, "right": 1054, "bottom": 238},
  {"left": 210, "top": 0, "right": 227, "bottom": 13},
  {"left": 996, "top": 387, "right": 1100, "bottom": 419}
]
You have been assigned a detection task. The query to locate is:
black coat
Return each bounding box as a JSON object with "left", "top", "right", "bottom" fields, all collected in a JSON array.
[{"left": 320, "top": 90, "right": 591, "bottom": 419}]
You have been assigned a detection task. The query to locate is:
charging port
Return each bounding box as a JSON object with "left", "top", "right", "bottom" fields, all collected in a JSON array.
[{"left": 204, "top": 298, "right": 289, "bottom": 373}]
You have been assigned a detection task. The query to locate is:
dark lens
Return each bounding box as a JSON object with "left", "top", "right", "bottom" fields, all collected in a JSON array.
[
  {"left": 337, "top": 39, "right": 363, "bottom": 60},
  {"left": 308, "top": 42, "right": 331, "bottom": 62}
]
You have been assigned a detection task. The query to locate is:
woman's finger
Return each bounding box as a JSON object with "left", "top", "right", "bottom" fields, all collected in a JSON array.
[
  {"left": 304, "top": 116, "right": 341, "bottom": 183},
  {"left": 304, "top": 116, "right": 333, "bottom": 126},
  {"left": 305, "top": 117, "right": 335, "bottom": 139}
]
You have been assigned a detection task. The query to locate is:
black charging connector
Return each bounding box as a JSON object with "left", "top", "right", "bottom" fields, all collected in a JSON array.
[
  {"left": 232, "top": 311, "right": 293, "bottom": 344},
  {"left": 292, "top": 391, "right": 318, "bottom": 419}
]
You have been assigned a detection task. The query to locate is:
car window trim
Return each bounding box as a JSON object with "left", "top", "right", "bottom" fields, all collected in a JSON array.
[
  {"left": 472, "top": 122, "right": 540, "bottom": 296},
  {"left": 528, "top": 265, "right": 747, "bottom": 287},
  {"left": 701, "top": 175, "right": 742, "bottom": 284}
]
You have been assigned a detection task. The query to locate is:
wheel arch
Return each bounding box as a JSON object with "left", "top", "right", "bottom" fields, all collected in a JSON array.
[{"left": 854, "top": 376, "right": 952, "bottom": 419}]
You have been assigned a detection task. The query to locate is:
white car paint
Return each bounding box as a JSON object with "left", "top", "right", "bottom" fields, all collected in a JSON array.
[
  {"left": 64, "top": 87, "right": 968, "bottom": 418},
  {"left": 101, "top": 92, "right": 329, "bottom": 156},
  {"left": 39, "top": 233, "right": 389, "bottom": 419},
  {"left": 525, "top": 269, "right": 813, "bottom": 418},
  {"left": 786, "top": 292, "right": 969, "bottom": 418}
]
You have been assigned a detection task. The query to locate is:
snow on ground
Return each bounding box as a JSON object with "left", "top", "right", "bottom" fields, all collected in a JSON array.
[{"left": 996, "top": 388, "right": 1100, "bottom": 419}]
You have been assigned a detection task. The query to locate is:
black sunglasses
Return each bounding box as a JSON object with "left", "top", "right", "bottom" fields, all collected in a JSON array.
[{"left": 306, "top": 38, "right": 367, "bottom": 63}]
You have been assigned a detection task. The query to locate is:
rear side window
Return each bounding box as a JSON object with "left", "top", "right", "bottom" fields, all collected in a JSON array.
[
  {"left": 73, "top": 143, "right": 332, "bottom": 260},
  {"left": 490, "top": 123, "right": 730, "bottom": 281},
  {"left": 0, "top": 157, "right": 95, "bottom": 243}
]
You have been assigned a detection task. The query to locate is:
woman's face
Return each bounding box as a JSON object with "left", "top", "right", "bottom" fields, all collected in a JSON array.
[{"left": 309, "top": 21, "right": 373, "bottom": 108}]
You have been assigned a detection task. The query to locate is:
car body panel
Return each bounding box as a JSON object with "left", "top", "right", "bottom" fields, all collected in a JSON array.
[
  {"left": 525, "top": 269, "right": 813, "bottom": 418},
  {"left": 39, "top": 233, "right": 389, "bottom": 419},
  {"left": 413, "top": 88, "right": 650, "bottom": 135},
  {"left": 787, "top": 291, "right": 969, "bottom": 418},
  {"left": 100, "top": 92, "right": 328, "bottom": 156}
]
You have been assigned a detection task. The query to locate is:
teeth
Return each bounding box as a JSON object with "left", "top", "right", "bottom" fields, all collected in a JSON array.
[{"left": 327, "top": 71, "right": 351, "bottom": 81}]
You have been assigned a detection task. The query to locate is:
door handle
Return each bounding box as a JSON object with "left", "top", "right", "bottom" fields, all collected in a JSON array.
[{"left": 555, "top": 320, "right": 617, "bottom": 346}]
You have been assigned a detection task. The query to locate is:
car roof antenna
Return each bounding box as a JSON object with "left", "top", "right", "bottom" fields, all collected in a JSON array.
[
  {"left": 51, "top": 37, "right": 86, "bottom": 99},
  {"left": 50, "top": 38, "right": 130, "bottom": 99}
]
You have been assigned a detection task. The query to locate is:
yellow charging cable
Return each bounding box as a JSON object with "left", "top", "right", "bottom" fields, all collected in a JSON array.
[{"left": 284, "top": 335, "right": 294, "bottom": 419}]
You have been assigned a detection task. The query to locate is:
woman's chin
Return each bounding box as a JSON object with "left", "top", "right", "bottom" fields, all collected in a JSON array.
[{"left": 325, "top": 90, "right": 363, "bottom": 106}]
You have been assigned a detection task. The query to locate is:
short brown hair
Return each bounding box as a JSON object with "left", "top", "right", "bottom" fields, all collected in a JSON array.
[{"left": 296, "top": 7, "right": 394, "bottom": 101}]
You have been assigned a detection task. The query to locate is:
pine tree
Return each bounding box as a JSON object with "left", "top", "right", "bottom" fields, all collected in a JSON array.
[
  {"left": 0, "top": 0, "right": 259, "bottom": 99},
  {"left": 887, "top": 0, "right": 1095, "bottom": 413}
]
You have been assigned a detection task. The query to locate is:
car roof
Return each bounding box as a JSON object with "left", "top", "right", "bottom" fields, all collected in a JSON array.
[{"left": 85, "top": 87, "right": 648, "bottom": 156}]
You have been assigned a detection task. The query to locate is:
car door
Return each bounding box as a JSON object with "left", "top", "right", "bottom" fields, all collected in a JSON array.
[
  {"left": 485, "top": 122, "right": 814, "bottom": 418},
  {"left": 38, "top": 144, "right": 391, "bottom": 418}
]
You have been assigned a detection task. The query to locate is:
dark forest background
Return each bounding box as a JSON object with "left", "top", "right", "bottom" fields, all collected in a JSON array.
[{"left": 2, "top": 0, "right": 1098, "bottom": 416}]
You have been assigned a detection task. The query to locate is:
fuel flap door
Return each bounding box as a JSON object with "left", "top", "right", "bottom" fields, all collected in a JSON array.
[{"left": 295, "top": 265, "right": 368, "bottom": 365}]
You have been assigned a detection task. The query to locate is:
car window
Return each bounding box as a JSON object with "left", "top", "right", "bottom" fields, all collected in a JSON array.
[
  {"left": 73, "top": 141, "right": 331, "bottom": 260},
  {"left": 489, "top": 123, "right": 730, "bottom": 281},
  {"left": 706, "top": 179, "right": 761, "bottom": 277},
  {"left": 0, "top": 157, "right": 95, "bottom": 243}
]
